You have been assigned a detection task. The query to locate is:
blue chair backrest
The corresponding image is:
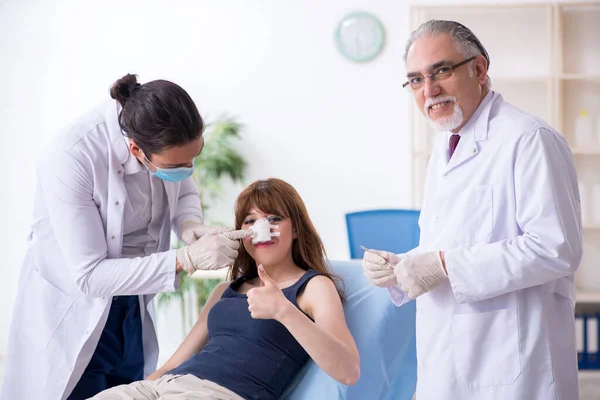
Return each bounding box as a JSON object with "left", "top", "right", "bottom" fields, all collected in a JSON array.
[
  {"left": 281, "top": 260, "right": 417, "bottom": 400},
  {"left": 345, "top": 209, "right": 421, "bottom": 259}
]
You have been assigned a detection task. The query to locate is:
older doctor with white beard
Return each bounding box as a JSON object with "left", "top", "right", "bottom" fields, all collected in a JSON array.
[{"left": 362, "top": 21, "right": 582, "bottom": 400}]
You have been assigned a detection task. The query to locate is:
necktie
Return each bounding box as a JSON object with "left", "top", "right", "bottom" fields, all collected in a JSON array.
[{"left": 449, "top": 134, "right": 461, "bottom": 159}]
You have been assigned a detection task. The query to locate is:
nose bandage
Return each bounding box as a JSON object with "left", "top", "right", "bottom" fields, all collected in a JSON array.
[
  {"left": 250, "top": 218, "right": 280, "bottom": 244},
  {"left": 219, "top": 218, "right": 280, "bottom": 243}
]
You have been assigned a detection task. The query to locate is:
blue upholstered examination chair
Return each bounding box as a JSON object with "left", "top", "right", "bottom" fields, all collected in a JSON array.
[{"left": 281, "top": 260, "right": 418, "bottom": 400}]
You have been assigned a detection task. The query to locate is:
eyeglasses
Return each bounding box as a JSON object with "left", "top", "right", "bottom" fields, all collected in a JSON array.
[{"left": 402, "top": 56, "right": 476, "bottom": 91}]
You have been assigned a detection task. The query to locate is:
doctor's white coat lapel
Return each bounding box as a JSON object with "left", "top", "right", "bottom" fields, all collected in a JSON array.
[{"left": 442, "top": 92, "right": 493, "bottom": 174}]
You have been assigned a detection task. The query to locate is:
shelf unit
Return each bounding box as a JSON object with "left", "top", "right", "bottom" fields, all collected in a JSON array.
[
  {"left": 572, "top": 148, "right": 600, "bottom": 155},
  {"left": 578, "top": 290, "right": 600, "bottom": 304},
  {"left": 409, "top": 2, "right": 600, "bottom": 304},
  {"left": 561, "top": 74, "right": 600, "bottom": 82}
]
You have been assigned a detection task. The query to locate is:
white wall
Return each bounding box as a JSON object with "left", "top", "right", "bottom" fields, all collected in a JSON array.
[{"left": 0, "top": 0, "right": 416, "bottom": 357}]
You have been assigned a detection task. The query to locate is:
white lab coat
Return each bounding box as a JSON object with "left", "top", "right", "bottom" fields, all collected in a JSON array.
[
  {"left": 2, "top": 101, "right": 204, "bottom": 400},
  {"left": 389, "top": 92, "right": 582, "bottom": 400}
]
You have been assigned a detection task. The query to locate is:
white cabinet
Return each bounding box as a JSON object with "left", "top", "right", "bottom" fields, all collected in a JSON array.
[{"left": 409, "top": 2, "right": 600, "bottom": 302}]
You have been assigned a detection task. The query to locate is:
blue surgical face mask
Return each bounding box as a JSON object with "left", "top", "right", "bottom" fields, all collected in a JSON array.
[{"left": 141, "top": 154, "right": 195, "bottom": 182}]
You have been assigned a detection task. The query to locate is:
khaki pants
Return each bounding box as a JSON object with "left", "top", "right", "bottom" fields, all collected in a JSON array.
[{"left": 89, "top": 374, "right": 245, "bottom": 400}]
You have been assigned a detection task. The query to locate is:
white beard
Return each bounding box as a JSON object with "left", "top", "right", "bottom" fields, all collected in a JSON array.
[{"left": 424, "top": 95, "right": 464, "bottom": 132}]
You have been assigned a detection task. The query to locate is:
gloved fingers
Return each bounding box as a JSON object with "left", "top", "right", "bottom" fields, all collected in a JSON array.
[
  {"left": 208, "top": 226, "right": 234, "bottom": 234},
  {"left": 363, "top": 260, "right": 394, "bottom": 272},
  {"left": 364, "top": 267, "right": 394, "bottom": 279},
  {"left": 201, "top": 260, "right": 232, "bottom": 271},
  {"left": 368, "top": 249, "right": 392, "bottom": 257},
  {"left": 188, "top": 232, "right": 239, "bottom": 253},
  {"left": 399, "top": 279, "right": 413, "bottom": 295},
  {"left": 207, "top": 256, "right": 235, "bottom": 271},
  {"left": 199, "top": 226, "right": 234, "bottom": 237},
  {"left": 193, "top": 225, "right": 233, "bottom": 236},
  {"left": 364, "top": 269, "right": 396, "bottom": 287},
  {"left": 430, "top": 251, "right": 446, "bottom": 276},
  {"left": 270, "top": 232, "right": 281, "bottom": 237},
  {"left": 374, "top": 250, "right": 406, "bottom": 267},
  {"left": 371, "top": 274, "right": 398, "bottom": 288},
  {"left": 181, "top": 236, "right": 195, "bottom": 246},
  {"left": 176, "top": 247, "right": 195, "bottom": 275},
  {"left": 362, "top": 251, "right": 388, "bottom": 266},
  {"left": 395, "top": 262, "right": 411, "bottom": 284},
  {"left": 213, "top": 234, "right": 240, "bottom": 250},
  {"left": 181, "top": 221, "right": 234, "bottom": 244},
  {"left": 180, "top": 221, "right": 202, "bottom": 245},
  {"left": 394, "top": 253, "right": 448, "bottom": 299},
  {"left": 362, "top": 253, "right": 393, "bottom": 272},
  {"left": 407, "top": 286, "right": 425, "bottom": 300},
  {"left": 218, "top": 245, "right": 239, "bottom": 260},
  {"left": 194, "top": 250, "right": 237, "bottom": 271},
  {"left": 395, "top": 261, "right": 414, "bottom": 283},
  {"left": 269, "top": 224, "right": 279, "bottom": 230},
  {"left": 222, "top": 229, "right": 253, "bottom": 240}
]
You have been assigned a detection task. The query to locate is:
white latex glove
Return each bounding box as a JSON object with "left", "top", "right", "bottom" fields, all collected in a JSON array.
[
  {"left": 180, "top": 220, "right": 234, "bottom": 245},
  {"left": 394, "top": 251, "right": 448, "bottom": 299},
  {"left": 176, "top": 232, "right": 240, "bottom": 274},
  {"left": 361, "top": 249, "right": 405, "bottom": 288}
]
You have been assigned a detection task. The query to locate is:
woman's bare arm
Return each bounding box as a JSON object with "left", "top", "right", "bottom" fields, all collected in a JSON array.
[
  {"left": 147, "top": 281, "right": 230, "bottom": 380},
  {"left": 280, "top": 276, "right": 360, "bottom": 385}
]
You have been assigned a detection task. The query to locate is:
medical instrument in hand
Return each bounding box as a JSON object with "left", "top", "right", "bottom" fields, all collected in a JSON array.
[{"left": 360, "top": 245, "right": 395, "bottom": 269}]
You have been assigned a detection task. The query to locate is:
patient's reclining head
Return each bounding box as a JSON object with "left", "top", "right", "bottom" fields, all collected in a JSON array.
[{"left": 231, "top": 178, "right": 344, "bottom": 300}]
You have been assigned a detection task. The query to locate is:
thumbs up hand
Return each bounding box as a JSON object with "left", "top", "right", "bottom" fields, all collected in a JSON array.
[{"left": 247, "top": 264, "right": 292, "bottom": 321}]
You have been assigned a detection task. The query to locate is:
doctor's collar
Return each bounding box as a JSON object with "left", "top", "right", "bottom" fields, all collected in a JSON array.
[{"left": 452, "top": 90, "right": 495, "bottom": 139}]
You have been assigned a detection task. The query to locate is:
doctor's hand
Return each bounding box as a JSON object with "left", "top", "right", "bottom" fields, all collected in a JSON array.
[
  {"left": 180, "top": 220, "right": 234, "bottom": 245},
  {"left": 362, "top": 249, "right": 405, "bottom": 288},
  {"left": 394, "top": 251, "right": 448, "bottom": 299},
  {"left": 176, "top": 232, "right": 240, "bottom": 275},
  {"left": 247, "top": 264, "right": 291, "bottom": 321}
]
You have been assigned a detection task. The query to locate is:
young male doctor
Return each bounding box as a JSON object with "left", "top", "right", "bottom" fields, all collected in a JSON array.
[
  {"left": 3, "top": 74, "right": 246, "bottom": 400},
  {"left": 362, "top": 21, "right": 582, "bottom": 399}
]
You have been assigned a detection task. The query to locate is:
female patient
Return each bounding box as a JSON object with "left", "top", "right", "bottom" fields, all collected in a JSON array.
[{"left": 92, "top": 178, "right": 360, "bottom": 399}]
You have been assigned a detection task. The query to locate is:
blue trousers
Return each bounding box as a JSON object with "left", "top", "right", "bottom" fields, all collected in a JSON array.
[{"left": 67, "top": 296, "right": 144, "bottom": 400}]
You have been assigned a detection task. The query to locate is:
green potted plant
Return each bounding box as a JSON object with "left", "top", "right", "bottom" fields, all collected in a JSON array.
[{"left": 157, "top": 115, "right": 247, "bottom": 334}]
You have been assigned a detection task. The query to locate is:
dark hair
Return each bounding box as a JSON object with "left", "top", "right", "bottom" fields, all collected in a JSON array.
[
  {"left": 230, "top": 178, "right": 346, "bottom": 302},
  {"left": 109, "top": 73, "right": 204, "bottom": 156}
]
